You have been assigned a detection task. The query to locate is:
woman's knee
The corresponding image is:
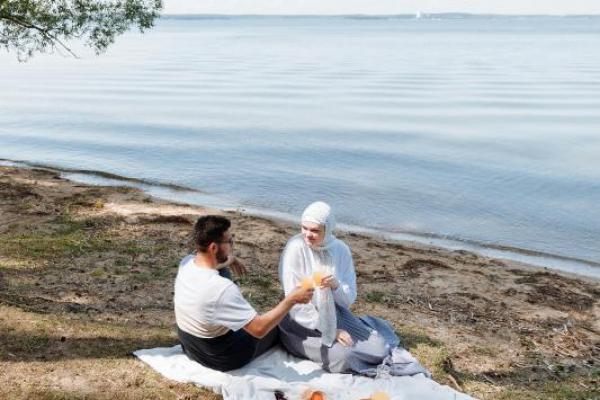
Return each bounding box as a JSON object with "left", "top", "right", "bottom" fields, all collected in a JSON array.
[
  {"left": 321, "top": 344, "right": 352, "bottom": 373},
  {"left": 354, "top": 333, "right": 389, "bottom": 362}
]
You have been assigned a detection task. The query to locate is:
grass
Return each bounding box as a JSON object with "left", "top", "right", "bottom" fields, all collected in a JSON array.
[
  {"left": 1, "top": 168, "right": 598, "bottom": 400},
  {"left": 1, "top": 232, "right": 91, "bottom": 260},
  {"left": 0, "top": 216, "right": 116, "bottom": 262},
  {"left": 406, "top": 334, "right": 600, "bottom": 400},
  {"left": 486, "top": 371, "right": 599, "bottom": 400},
  {"left": 395, "top": 325, "right": 443, "bottom": 350},
  {"left": 365, "top": 290, "right": 387, "bottom": 304},
  {"left": 0, "top": 305, "right": 216, "bottom": 400},
  {"left": 89, "top": 267, "right": 106, "bottom": 278}
]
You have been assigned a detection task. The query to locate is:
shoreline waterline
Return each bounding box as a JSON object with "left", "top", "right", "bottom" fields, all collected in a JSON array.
[{"left": 3, "top": 158, "right": 598, "bottom": 280}]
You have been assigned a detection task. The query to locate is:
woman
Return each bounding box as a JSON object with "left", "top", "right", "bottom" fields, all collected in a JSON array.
[{"left": 278, "top": 201, "right": 430, "bottom": 377}]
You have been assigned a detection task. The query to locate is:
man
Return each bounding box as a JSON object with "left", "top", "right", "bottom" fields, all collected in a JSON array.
[{"left": 174, "top": 215, "right": 314, "bottom": 371}]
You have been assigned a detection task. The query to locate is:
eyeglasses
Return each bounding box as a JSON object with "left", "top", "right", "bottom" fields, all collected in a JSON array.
[{"left": 216, "top": 236, "right": 234, "bottom": 245}]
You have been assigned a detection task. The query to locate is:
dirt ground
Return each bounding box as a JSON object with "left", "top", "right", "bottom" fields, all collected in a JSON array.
[{"left": 1, "top": 165, "right": 598, "bottom": 399}]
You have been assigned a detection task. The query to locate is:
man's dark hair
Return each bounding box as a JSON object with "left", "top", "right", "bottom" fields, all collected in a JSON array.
[{"left": 193, "top": 216, "right": 231, "bottom": 252}]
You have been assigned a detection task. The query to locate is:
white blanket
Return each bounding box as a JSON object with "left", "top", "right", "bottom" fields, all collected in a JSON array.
[{"left": 134, "top": 345, "right": 475, "bottom": 400}]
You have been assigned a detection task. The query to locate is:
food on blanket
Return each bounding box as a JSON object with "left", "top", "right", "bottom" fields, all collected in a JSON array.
[
  {"left": 311, "top": 392, "right": 324, "bottom": 400},
  {"left": 301, "top": 389, "right": 326, "bottom": 400},
  {"left": 301, "top": 276, "right": 315, "bottom": 289},
  {"left": 312, "top": 271, "right": 324, "bottom": 286},
  {"left": 370, "top": 391, "right": 390, "bottom": 400}
]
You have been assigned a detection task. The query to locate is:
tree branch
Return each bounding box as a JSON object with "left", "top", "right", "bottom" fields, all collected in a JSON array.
[
  {"left": 0, "top": 0, "right": 162, "bottom": 60},
  {"left": 0, "top": 13, "right": 79, "bottom": 58}
]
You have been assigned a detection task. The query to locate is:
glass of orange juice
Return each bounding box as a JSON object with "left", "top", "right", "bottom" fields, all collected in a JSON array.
[
  {"left": 301, "top": 276, "right": 314, "bottom": 290},
  {"left": 312, "top": 271, "right": 324, "bottom": 287}
]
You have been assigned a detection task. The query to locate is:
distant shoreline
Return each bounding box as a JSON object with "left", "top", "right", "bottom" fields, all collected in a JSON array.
[{"left": 160, "top": 13, "right": 600, "bottom": 19}]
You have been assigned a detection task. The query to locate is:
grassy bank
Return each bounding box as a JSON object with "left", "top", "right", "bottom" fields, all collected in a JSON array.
[{"left": 0, "top": 166, "right": 598, "bottom": 399}]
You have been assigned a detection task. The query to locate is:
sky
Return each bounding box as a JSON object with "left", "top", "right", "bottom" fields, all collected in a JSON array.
[{"left": 164, "top": 1, "right": 600, "bottom": 15}]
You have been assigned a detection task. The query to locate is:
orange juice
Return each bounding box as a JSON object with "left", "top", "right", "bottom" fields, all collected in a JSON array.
[
  {"left": 301, "top": 389, "right": 325, "bottom": 400},
  {"left": 310, "top": 391, "right": 324, "bottom": 400},
  {"left": 301, "top": 276, "right": 314, "bottom": 290},
  {"left": 371, "top": 391, "right": 390, "bottom": 400},
  {"left": 312, "top": 271, "right": 324, "bottom": 286}
]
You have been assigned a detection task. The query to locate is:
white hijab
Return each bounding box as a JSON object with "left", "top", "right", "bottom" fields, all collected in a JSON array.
[
  {"left": 301, "top": 201, "right": 337, "bottom": 251},
  {"left": 301, "top": 201, "right": 338, "bottom": 346}
]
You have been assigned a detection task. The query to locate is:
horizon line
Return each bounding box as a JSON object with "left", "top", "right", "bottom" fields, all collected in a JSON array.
[{"left": 161, "top": 12, "right": 600, "bottom": 17}]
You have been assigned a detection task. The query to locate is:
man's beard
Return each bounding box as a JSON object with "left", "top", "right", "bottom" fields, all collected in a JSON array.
[{"left": 216, "top": 247, "right": 228, "bottom": 264}]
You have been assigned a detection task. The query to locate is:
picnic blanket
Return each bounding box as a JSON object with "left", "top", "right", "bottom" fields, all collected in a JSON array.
[{"left": 134, "top": 345, "right": 475, "bottom": 400}]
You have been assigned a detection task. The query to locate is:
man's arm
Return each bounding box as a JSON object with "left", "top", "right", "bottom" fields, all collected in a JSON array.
[
  {"left": 244, "top": 286, "right": 313, "bottom": 338},
  {"left": 219, "top": 255, "right": 247, "bottom": 276}
]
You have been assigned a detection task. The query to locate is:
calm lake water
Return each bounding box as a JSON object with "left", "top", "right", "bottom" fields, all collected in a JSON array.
[{"left": 1, "top": 15, "right": 599, "bottom": 277}]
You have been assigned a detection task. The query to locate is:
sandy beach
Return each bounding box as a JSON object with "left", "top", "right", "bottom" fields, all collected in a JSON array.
[{"left": 0, "top": 165, "right": 598, "bottom": 400}]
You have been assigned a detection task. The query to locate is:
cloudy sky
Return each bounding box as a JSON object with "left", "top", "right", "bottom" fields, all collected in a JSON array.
[{"left": 164, "top": 1, "right": 600, "bottom": 15}]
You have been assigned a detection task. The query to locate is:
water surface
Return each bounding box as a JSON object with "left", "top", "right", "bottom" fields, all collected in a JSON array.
[{"left": 1, "top": 15, "right": 599, "bottom": 277}]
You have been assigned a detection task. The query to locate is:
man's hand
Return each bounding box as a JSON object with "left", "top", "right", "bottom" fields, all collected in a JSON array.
[
  {"left": 287, "top": 285, "right": 314, "bottom": 305},
  {"left": 320, "top": 274, "right": 339, "bottom": 290},
  {"left": 226, "top": 256, "right": 248, "bottom": 276},
  {"left": 336, "top": 329, "right": 354, "bottom": 347},
  {"left": 244, "top": 284, "right": 313, "bottom": 339}
]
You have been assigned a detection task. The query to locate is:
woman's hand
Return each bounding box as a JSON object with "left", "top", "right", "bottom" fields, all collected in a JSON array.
[
  {"left": 336, "top": 329, "right": 354, "bottom": 347},
  {"left": 320, "top": 274, "right": 339, "bottom": 290}
]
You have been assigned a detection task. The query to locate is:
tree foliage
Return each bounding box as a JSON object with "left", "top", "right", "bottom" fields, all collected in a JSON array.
[{"left": 0, "top": 0, "right": 162, "bottom": 60}]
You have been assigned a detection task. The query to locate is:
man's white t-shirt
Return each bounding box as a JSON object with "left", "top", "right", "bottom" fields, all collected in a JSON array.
[{"left": 174, "top": 254, "right": 257, "bottom": 338}]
